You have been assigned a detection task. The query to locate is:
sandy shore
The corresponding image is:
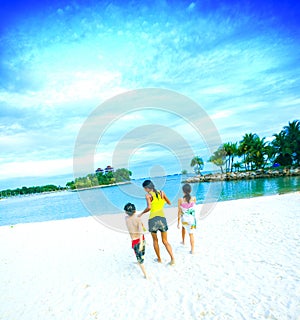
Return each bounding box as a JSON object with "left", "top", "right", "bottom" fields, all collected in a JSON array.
[
  {"left": 0, "top": 193, "right": 299, "bottom": 319},
  {"left": 72, "top": 181, "right": 132, "bottom": 192}
]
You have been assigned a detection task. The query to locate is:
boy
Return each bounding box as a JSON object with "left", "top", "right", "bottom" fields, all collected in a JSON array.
[{"left": 124, "top": 203, "right": 147, "bottom": 279}]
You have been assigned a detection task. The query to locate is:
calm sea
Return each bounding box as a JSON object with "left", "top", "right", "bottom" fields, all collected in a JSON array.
[{"left": 1, "top": 175, "right": 299, "bottom": 226}]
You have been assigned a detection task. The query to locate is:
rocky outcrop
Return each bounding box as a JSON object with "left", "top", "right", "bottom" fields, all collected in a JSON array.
[{"left": 183, "top": 167, "right": 300, "bottom": 183}]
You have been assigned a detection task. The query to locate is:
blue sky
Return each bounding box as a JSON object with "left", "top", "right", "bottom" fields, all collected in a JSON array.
[{"left": 0, "top": 0, "right": 299, "bottom": 188}]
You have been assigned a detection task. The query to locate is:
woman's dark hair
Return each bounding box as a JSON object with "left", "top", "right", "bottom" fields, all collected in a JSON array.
[
  {"left": 182, "top": 183, "right": 192, "bottom": 203},
  {"left": 124, "top": 202, "right": 136, "bottom": 216},
  {"left": 142, "top": 180, "right": 160, "bottom": 199}
]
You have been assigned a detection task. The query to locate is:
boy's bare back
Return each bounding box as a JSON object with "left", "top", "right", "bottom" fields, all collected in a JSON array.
[{"left": 125, "top": 215, "right": 143, "bottom": 240}]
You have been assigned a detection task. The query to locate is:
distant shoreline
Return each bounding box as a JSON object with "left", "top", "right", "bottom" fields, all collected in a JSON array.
[
  {"left": 0, "top": 181, "right": 132, "bottom": 199},
  {"left": 71, "top": 181, "right": 132, "bottom": 192},
  {"left": 183, "top": 167, "right": 300, "bottom": 183}
]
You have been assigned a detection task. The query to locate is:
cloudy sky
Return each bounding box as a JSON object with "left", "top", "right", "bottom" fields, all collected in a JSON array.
[{"left": 0, "top": 0, "right": 299, "bottom": 188}]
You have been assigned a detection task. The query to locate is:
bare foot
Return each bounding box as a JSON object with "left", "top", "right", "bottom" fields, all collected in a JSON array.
[
  {"left": 180, "top": 241, "right": 185, "bottom": 245},
  {"left": 169, "top": 259, "right": 175, "bottom": 266},
  {"left": 154, "top": 258, "right": 162, "bottom": 263}
]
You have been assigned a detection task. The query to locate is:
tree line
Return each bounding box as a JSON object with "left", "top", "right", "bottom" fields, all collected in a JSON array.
[
  {"left": 0, "top": 168, "right": 132, "bottom": 198},
  {"left": 0, "top": 185, "right": 65, "bottom": 198},
  {"left": 190, "top": 119, "right": 300, "bottom": 174}
]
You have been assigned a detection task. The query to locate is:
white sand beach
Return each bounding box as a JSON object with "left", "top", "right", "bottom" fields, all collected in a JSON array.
[{"left": 0, "top": 192, "right": 299, "bottom": 320}]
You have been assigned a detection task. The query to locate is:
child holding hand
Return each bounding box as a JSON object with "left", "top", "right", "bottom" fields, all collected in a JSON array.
[{"left": 124, "top": 202, "right": 147, "bottom": 279}]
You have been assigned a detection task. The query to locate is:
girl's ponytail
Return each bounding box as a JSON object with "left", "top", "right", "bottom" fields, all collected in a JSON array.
[{"left": 182, "top": 183, "right": 192, "bottom": 203}]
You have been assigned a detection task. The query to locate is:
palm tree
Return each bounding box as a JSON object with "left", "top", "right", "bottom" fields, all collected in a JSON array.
[
  {"left": 239, "top": 133, "right": 257, "bottom": 170},
  {"left": 264, "top": 145, "right": 276, "bottom": 168},
  {"left": 272, "top": 132, "right": 292, "bottom": 166},
  {"left": 190, "top": 156, "right": 204, "bottom": 175},
  {"left": 249, "top": 136, "right": 268, "bottom": 169},
  {"left": 283, "top": 120, "right": 300, "bottom": 165},
  {"left": 271, "top": 120, "right": 300, "bottom": 167},
  {"left": 230, "top": 142, "right": 239, "bottom": 172},
  {"left": 208, "top": 147, "right": 226, "bottom": 173},
  {"left": 223, "top": 142, "right": 238, "bottom": 172},
  {"left": 222, "top": 143, "right": 231, "bottom": 172},
  {"left": 232, "top": 162, "right": 242, "bottom": 172}
]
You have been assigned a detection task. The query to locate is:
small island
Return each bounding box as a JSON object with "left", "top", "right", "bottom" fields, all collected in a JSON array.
[
  {"left": 66, "top": 166, "right": 132, "bottom": 190},
  {"left": 0, "top": 166, "right": 132, "bottom": 198}
]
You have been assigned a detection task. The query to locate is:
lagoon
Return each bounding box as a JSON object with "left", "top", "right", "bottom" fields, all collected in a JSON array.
[{"left": 1, "top": 175, "right": 299, "bottom": 226}]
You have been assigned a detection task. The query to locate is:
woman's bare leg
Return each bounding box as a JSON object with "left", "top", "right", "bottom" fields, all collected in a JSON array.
[
  {"left": 151, "top": 232, "right": 162, "bottom": 262},
  {"left": 181, "top": 227, "right": 186, "bottom": 244},
  {"left": 161, "top": 231, "right": 175, "bottom": 264},
  {"left": 189, "top": 233, "right": 195, "bottom": 254}
]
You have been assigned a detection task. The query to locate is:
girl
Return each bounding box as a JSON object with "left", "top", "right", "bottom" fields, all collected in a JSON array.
[
  {"left": 177, "top": 183, "right": 197, "bottom": 254},
  {"left": 139, "top": 180, "right": 175, "bottom": 265}
]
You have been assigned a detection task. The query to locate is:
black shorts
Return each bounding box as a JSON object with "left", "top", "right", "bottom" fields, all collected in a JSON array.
[{"left": 148, "top": 216, "right": 168, "bottom": 233}]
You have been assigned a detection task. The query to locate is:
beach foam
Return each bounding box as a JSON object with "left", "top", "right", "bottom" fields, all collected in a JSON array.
[{"left": 0, "top": 193, "right": 299, "bottom": 319}]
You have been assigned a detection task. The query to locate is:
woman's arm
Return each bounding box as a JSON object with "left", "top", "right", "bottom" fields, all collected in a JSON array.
[
  {"left": 137, "top": 217, "right": 144, "bottom": 250},
  {"left": 138, "top": 194, "right": 152, "bottom": 217},
  {"left": 177, "top": 198, "right": 182, "bottom": 228},
  {"left": 162, "top": 191, "right": 171, "bottom": 205}
]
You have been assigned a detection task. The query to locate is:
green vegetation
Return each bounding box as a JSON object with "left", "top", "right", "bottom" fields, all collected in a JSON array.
[
  {"left": 206, "top": 119, "right": 300, "bottom": 173},
  {"left": 208, "top": 146, "right": 226, "bottom": 173},
  {"left": 66, "top": 168, "right": 132, "bottom": 190},
  {"left": 0, "top": 185, "right": 65, "bottom": 198},
  {"left": 0, "top": 167, "right": 132, "bottom": 198},
  {"left": 190, "top": 156, "right": 204, "bottom": 175},
  {"left": 113, "top": 168, "right": 132, "bottom": 182}
]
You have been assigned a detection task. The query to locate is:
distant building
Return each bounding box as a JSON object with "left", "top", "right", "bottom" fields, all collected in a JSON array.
[
  {"left": 105, "top": 165, "right": 114, "bottom": 173},
  {"left": 95, "top": 166, "right": 114, "bottom": 174}
]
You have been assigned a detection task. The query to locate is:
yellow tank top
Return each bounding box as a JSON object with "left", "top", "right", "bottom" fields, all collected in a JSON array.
[{"left": 149, "top": 190, "right": 166, "bottom": 219}]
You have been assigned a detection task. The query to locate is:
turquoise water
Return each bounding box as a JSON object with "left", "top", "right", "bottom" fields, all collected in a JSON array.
[{"left": 0, "top": 175, "right": 299, "bottom": 226}]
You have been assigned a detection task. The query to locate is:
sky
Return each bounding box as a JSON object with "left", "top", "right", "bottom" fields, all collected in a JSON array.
[{"left": 0, "top": 0, "right": 299, "bottom": 189}]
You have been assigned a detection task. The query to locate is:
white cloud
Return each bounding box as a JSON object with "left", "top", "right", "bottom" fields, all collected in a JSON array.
[
  {"left": 187, "top": 2, "right": 196, "bottom": 12},
  {"left": 199, "top": 85, "right": 232, "bottom": 95},
  {"left": 238, "top": 102, "right": 267, "bottom": 111},
  {"left": 210, "top": 110, "right": 234, "bottom": 120},
  {"left": 0, "top": 158, "right": 73, "bottom": 179},
  {"left": 277, "top": 97, "right": 300, "bottom": 107},
  {"left": 0, "top": 70, "right": 126, "bottom": 109}
]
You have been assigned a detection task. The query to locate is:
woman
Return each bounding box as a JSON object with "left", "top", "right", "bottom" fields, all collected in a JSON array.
[
  {"left": 139, "top": 180, "right": 175, "bottom": 265},
  {"left": 177, "top": 183, "right": 197, "bottom": 254}
]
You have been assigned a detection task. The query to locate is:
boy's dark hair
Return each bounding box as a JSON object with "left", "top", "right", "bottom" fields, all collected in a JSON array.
[{"left": 124, "top": 202, "right": 136, "bottom": 216}]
